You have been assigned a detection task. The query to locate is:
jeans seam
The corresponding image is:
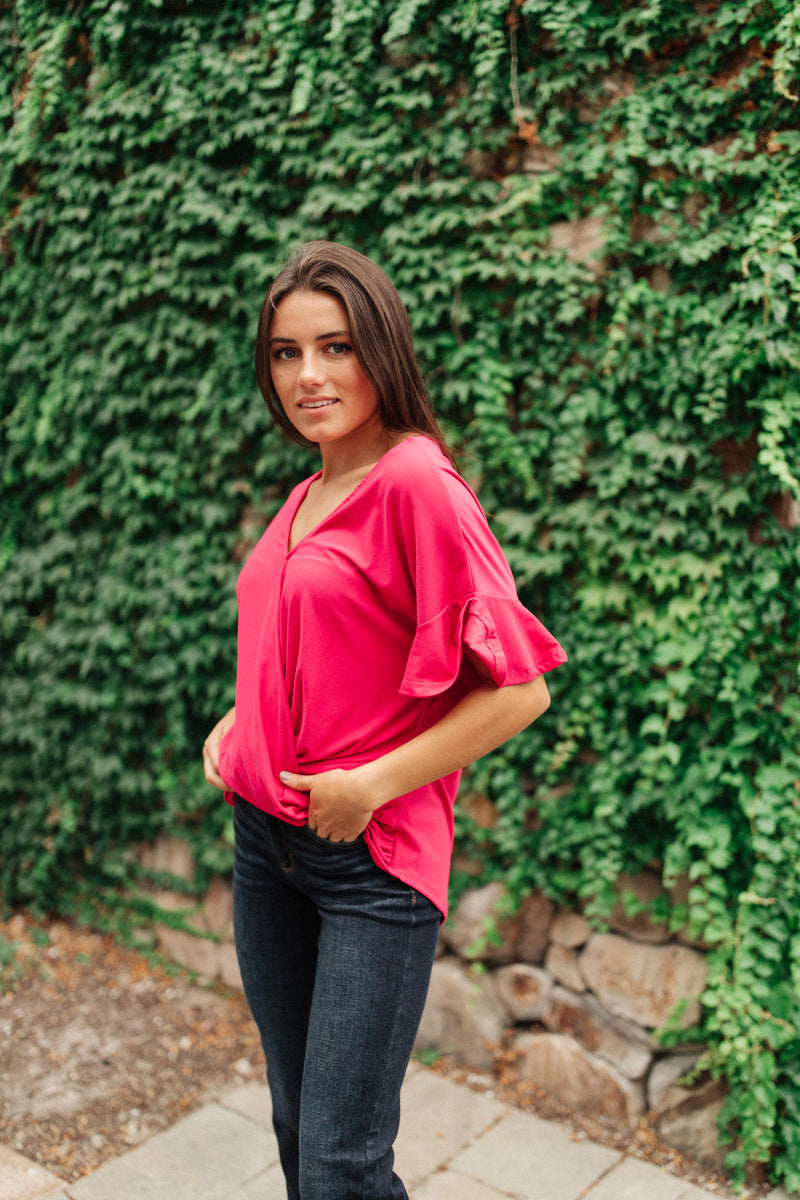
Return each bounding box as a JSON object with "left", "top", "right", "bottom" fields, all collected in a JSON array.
[{"left": 360, "top": 887, "right": 416, "bottom": 1200}]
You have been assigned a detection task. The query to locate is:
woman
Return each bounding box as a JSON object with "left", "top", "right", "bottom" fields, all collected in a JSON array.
[{"left": 203, "top": 241, "right": 566, "bottom": 1200}]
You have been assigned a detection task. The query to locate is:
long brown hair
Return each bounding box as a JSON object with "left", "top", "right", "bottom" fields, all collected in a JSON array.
[{"left": 254, "top": 241, "right": 456, "bottom": 466}]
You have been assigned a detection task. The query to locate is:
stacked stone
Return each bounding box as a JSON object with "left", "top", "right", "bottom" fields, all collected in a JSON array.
[
  {"left": 415, "top": 875, "right": 725, "bottom": 1172},
  {"left": 137, "top": 837, "right": 243, "bottom": 992}
]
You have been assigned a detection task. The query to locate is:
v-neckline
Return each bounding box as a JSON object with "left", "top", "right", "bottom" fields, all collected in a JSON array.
[{"left": 284, "top": 436, "right": 420, "bottom": 556}]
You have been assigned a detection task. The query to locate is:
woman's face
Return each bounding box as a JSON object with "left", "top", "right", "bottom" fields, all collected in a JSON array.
[{"left": 269, "top": 290, "right": 382, "bottom": 451}]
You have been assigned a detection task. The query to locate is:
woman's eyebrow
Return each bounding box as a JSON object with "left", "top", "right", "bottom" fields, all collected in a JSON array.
[{"left": 269, "top": 329, "right": 350, "bottom": 344}]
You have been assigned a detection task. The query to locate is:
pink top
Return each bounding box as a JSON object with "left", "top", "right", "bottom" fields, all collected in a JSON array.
[{"left": 219, "top": 436, "right": 566, "bottom": 917}]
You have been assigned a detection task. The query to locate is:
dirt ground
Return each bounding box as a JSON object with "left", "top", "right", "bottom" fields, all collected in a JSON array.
[
  {"left": 0, "top": 912, "right": 262, "bottom": 1183},
  {"left": 0, "top": 912, "right": 766, "bottom": 1195}
]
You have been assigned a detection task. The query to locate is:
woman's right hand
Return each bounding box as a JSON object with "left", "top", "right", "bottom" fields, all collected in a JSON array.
[{"left": 202, "top": 706, "right": 236, "bottom": 791}]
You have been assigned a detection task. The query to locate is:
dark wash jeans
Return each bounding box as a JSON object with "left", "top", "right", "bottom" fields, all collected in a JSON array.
[{"left": 232, "top": 798, "right": 441, "bottom": 1200}]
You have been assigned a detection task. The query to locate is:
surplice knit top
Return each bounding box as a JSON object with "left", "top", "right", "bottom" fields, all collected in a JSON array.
[{"left": 218, "top": 435, "right": 567, "bottom": 918}]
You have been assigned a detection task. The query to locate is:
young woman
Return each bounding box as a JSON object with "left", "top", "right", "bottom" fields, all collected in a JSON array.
[{"left": 203, "top": 241, "right": 566, "bottom": 1200}]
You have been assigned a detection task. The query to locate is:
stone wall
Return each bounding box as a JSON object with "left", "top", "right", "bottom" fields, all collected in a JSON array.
[
  {"left": 136, "top": 836, "right": 724, "bottom": 1172},
  {"left": 136, "top": 837, "right": 243, "bottom": 992},
  {"left": 417, "top": 877, "right": 725, "bottom": 1172}
]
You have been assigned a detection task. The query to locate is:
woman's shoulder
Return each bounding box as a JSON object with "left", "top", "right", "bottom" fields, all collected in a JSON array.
[
  {"left": 379, "top": 435, "right": 459, "bottom": 492},
  {"left": 376, "top": 436, "right": 487, "bottom": 524}
]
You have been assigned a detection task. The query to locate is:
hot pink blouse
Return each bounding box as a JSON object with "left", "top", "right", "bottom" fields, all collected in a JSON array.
[{"left": 218, "top": 436, "right": 566, "bottom": 917}]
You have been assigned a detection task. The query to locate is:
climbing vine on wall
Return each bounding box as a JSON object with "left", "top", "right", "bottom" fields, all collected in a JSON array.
[{"left": 1, "top": 0, "right": 799, "bottom": 1188}]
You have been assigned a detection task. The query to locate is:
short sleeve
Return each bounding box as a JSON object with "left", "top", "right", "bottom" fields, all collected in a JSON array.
[
  {"left": 400, "top": 593, "right": 567, "bottom": 697},
  {"left": 387, "top": 440, "right": 567, "bottom": 699}
]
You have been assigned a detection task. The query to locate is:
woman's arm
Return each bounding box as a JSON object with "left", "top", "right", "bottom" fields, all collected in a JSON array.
[{"left": 280, "top": 674, "right": 550, "bottom": 841}]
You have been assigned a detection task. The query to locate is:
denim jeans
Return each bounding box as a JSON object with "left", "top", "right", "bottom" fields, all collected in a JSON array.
[{"left": 232, "top": 799, "right": 441, "bottom": 1200}]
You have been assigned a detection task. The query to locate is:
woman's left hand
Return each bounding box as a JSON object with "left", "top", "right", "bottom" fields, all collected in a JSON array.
[
  {"left": 279, "top": 676, "right": 551, "bottom": 843},
  {"left": 279, "top": 768, "right": 374, "bottom": 842}
]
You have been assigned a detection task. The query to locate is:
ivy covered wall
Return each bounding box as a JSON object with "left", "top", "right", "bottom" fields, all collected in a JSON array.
[{"left": 1, "top": 0, "right": 799, "bottom": 1187}]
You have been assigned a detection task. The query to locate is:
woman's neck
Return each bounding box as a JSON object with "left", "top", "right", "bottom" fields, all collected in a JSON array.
[{"left": 316, "top": 423, "right": 404, "bottom": 486}]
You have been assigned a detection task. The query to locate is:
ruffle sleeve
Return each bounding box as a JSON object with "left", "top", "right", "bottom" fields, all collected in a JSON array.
[
  {"left": 400, "top": 593, "right": 567, "bottom": 698},
  {"left": 384, "top": 438, "right": 567, "bottom": 701}
]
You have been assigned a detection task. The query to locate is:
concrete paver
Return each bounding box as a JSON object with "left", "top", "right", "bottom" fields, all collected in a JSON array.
[
  {"left": 449, "top": 1108, "right": 620, "bottom": 1200},
  {"left": 2, "top": 1066, "right": 777, "bottom": 1200},
  {"left": 414, "top": 1170, "right": 515, "bottom": 1200},
  {"left": 0, "top": 1148, "right": 68, "bottom": 1200},
  {"left": 67, "top": 1102, "right": 278, "bottom": 1200},
  {"left": 222, "top": 1163, "right": 286, "bottom": 1200},
  {"left": 584, "top": 1155, "right": 721, "bottom": 1200},
  {"left": 216, "top": 1081, "right": 273, "bottom": 1124},
  {"left": 394, "top": 1068, "right": 506, "bottom": 1189}
]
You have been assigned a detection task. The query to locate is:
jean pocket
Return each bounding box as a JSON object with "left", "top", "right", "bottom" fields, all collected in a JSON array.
[{"left": 302, "top": 824, "right": 364, "bottom": 849}]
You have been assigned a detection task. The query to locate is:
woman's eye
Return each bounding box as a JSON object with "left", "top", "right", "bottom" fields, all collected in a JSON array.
[
  {"left": 274, "top": 347, "right": 298, "bottom": 361},
  {"left": 327, "top": 342, "right": 350, "bottom": 356}
]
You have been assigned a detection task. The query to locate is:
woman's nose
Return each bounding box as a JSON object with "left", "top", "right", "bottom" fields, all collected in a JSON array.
[{"left": 298, "top": 352, "right": 324, "bottom": 388}]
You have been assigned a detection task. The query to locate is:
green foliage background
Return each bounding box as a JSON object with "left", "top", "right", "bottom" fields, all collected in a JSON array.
[{"left": 1, "top": 0, "right": 799, "bottom": 1187}]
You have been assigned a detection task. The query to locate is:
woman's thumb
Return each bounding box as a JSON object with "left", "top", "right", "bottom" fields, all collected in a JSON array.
[{"left": 279, "top": 770, "right": 314, "bottom": 791}]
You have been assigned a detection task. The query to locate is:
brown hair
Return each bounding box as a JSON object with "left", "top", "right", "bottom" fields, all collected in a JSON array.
[{"left": 254, "top": 240, "right": 456, "bottom": 466}]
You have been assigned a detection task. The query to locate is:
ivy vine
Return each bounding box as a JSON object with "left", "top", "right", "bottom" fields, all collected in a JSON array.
[{"left": 1, "top": 0, "right": 798, "bottom": 1188}]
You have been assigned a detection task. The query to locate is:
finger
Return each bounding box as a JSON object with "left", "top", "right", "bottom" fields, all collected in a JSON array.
[
  {"left": 202, "top": 746, "right": 226, "bottom": 791},
  {"left": 279, "top": 771, "right": 315, "bottom": 791}
]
